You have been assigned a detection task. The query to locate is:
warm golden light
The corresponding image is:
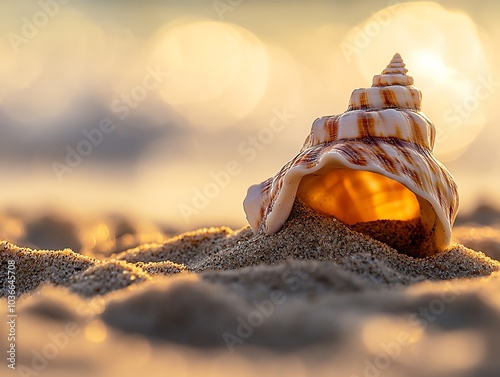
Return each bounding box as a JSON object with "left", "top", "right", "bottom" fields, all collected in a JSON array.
[{"left": 297, "top": 169, "right": 420, "bottom": 224}]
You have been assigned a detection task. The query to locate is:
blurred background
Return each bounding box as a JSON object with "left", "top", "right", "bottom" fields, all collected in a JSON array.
[{"left": 0, "top": 0, "right": 499, "bottom": 254}]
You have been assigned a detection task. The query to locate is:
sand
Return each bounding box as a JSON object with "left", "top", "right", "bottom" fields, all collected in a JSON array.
[{"left": 1, "top": 200, "right": 500, "bottom": 376}]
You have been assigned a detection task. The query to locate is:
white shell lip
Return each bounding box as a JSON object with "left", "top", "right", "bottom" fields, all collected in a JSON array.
[
  {"left": 243, "top": 53, "right": 459, "bottom": 252},
  {"left": 243, "top": 184, "right": 265, "bottom": 232}
]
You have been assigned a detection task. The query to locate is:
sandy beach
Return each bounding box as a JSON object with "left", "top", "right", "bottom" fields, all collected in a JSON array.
[
  {"left": 1, "top": 1, "right": 500, "bottom": 376},
  {"left": 2, "top": 201, "right": 500, "bottom": 377}
]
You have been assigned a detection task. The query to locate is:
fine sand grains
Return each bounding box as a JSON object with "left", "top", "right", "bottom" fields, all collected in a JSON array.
[
  {"left": 192, "top": 201, "right": 498, "bottom": 281},
  {"left": 115, "top": 200, "right": 499, "bottom": 282},
  {"left": 115, "top": 226, "right": 251, "bottom": 266},
  {"left": 2, "top": 203, "right": 500, "bottom": 375},
  {"left": 1, "top": 201, "right": 500, "bottom": 359},
  {"left": 1, "top": 201, "right": 499, "bottom": 299},
  {"left": 0, "top": 241, "right": 150, "bottom": 297},
  {"left": 0, "top": 241, "right": 96, "bottom": 295},
  {"left": 349, "top": 217, "right": 434, "bottom": 257}
]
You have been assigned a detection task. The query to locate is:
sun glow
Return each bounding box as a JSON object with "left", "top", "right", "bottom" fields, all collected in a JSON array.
[
  {"left": 411, "top": 51, "right": 450, "bottom": 85},
  {"left": 339, "top": 1, "right": 490, "bottom": 161}
]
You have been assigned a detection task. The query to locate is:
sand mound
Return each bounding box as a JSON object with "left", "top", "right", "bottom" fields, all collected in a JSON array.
[
  {"left": 69, "top": 261, "right": 150, "bottom": 297},
  {"left": 115, "top": 226, "right": 248, "bottom": 265},
  {"left": 2, "top": 202, "right": 499, "bottom": 299},
  {"left": 117, "top": 201, "right": 500, "bottom": 281}
]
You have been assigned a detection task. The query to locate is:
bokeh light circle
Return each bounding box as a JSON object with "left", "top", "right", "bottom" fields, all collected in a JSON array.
[
  {"left": 340, "top": 1, "right": 490, "bottom": 161},
  {"left": 149, "top": 19, "right": 269, "bottom": 129}
]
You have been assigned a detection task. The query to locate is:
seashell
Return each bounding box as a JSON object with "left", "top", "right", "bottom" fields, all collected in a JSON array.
[{"left": 243, "top": 53, "right": 459, "bottom": 254}]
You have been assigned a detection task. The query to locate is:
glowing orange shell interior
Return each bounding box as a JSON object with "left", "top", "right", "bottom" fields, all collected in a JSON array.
[{"left": 297, "top": 169, "right": 420, "bottom": 225}]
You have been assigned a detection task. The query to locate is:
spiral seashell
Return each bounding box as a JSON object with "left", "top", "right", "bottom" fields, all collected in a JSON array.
[{"left": 243, "top": 53, "right": 459, "bottom": 254}]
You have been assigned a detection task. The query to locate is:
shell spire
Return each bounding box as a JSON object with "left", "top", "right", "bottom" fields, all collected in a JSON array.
[
  {"left": 243, "top": 53, "right": 458, "bottom": 255},
  {"left": 349, "top": 53, "right": 420, "bottom": 111},
  {"left": 372, "top": 53, "right": 414, "bottom": 88},
  {"left": 382, "top": 53, "right": 408, "bottom": 75}
]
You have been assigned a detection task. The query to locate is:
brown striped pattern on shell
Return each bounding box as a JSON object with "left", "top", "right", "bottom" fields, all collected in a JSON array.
[
  {"left": 305, "top": 108, "right": 435, "bottom": 151},
  {"left": 348, "top": 86, "right": 421, "bottom": 110}
]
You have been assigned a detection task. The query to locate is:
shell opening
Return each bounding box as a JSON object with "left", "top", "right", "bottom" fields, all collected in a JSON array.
[{"left": 296, "top": 169, "right": 420, "bottom": 225}]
